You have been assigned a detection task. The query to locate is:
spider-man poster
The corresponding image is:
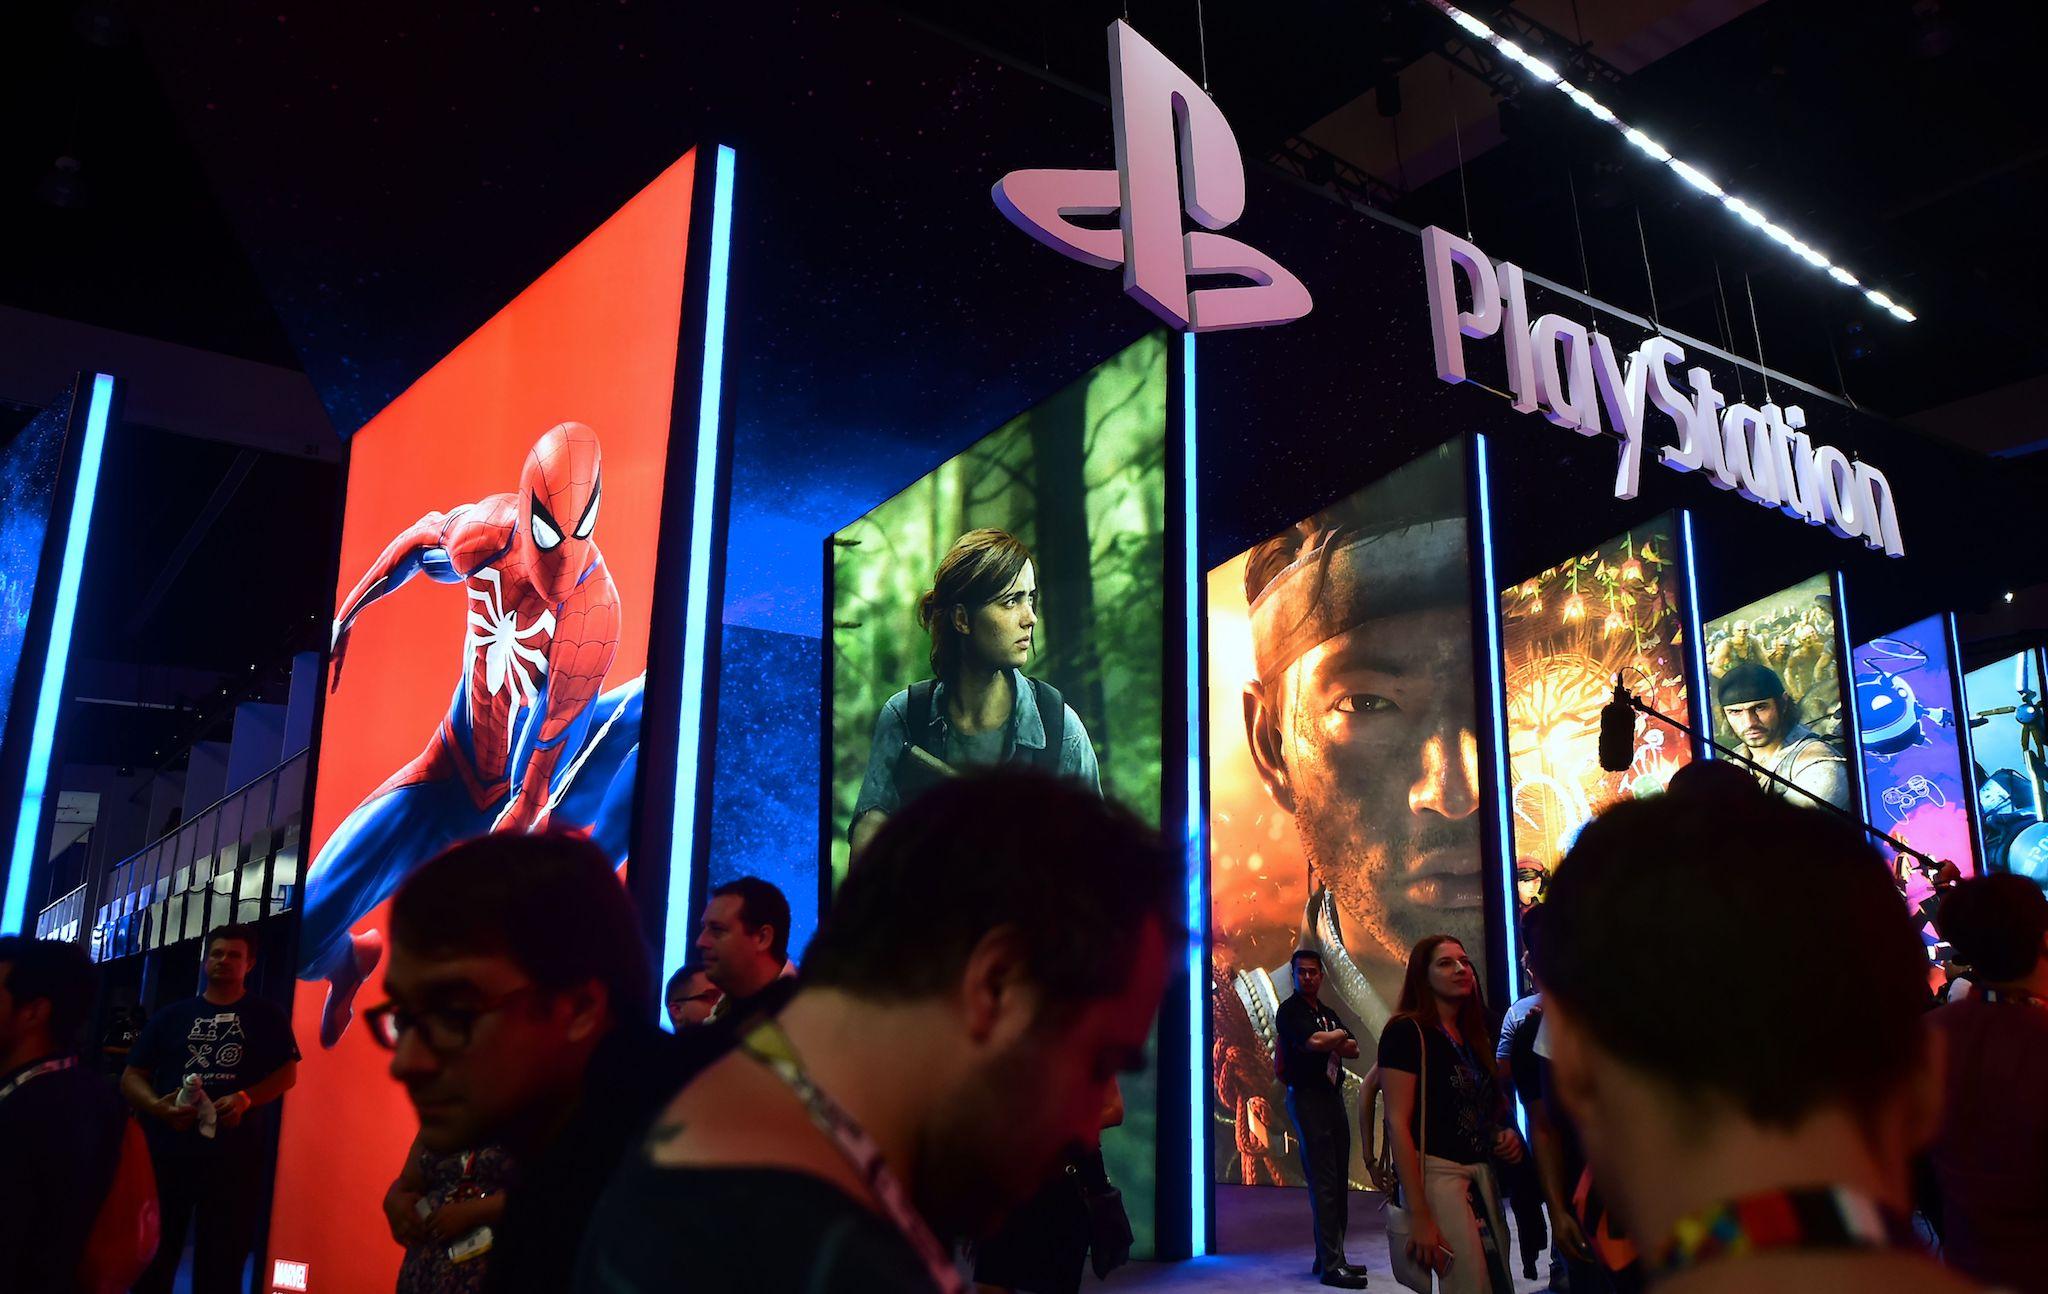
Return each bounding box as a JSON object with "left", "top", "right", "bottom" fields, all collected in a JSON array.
[
  {"left": 1853, "top": 616, "right": 1978, "bottom": 953},
  {"left": 268, "top": 151, "right": 693, "bottom": 1292}
]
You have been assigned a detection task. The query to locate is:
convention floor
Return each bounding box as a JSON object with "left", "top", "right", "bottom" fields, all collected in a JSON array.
[{"left": 1104, "top": 1185, "right": 1554, "bottom": 1293}]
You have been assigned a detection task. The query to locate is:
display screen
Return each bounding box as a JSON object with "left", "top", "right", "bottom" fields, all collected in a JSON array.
[
  {"left": 1207, "top": 440, "right": 1481, "bottom": 1188},
  {"left": 1702, "top": 574, "right": 1853, "bottom": 812},
  {"left": 268, "top": 152, "right": 693, "bottom": 1291},
  {"left": 825, "top": 329, "right": 1168, "bottom": 1247},
  {"left": 1963, "top": 649, "right": 2048, "bottom": 891},
  {"left": 1854, "top": 615, "right": 1978, "bottom": 949},
  {"left": 1501, "top": 515, "right": 1693, "bottom": 927},
  {"left": 0, "top": 391, "right": 72, "bottom": 756}
]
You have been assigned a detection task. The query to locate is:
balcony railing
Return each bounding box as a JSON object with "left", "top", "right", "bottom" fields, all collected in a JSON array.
[{"left": 90, "top": 750, "right": 308, "bottom": 963}]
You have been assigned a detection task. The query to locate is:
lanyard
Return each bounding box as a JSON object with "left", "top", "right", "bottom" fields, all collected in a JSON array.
[
  {"left": 739, "top": 1020, "right": 965, "bottom": 1294},
  {"left": 1650, "top": 1185, "right": 1921, "bottom": 1279},
  {"left": 0, "top": 1055, "right": 76, "bottom": 1104},
  {"left": 1978, "top": 987, "right": 2048, "bottom": 1008}
]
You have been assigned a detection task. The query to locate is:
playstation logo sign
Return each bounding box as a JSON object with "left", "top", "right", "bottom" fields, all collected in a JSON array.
[{"left": 993, "top": 21, "right": 1311, "bottom": 333}]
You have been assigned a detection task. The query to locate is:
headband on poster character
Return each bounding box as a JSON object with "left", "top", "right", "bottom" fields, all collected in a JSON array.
[
  {"left": 1717, "top": 662, "right": 1792, "bottom": 707},
  {"left": 1248, "top": 517, "right": 1468, "bottom": 684}
]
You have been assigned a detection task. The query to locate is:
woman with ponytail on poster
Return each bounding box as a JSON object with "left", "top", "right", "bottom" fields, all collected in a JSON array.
[
  {"left": 849, "top": 528, "right": 1100, "bottom": 858},
  {"left": 1377, "top": 935, "right": 1524, "bottom": 1293}
]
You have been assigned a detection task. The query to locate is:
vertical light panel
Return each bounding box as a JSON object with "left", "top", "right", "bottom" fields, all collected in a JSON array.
[
  {"left": 1473, "top": 435, "right": 1519, "bottom": 995},
  {"left": 3, "top": 373, "right": 113, "bottom": 935},
  {"left": 1680, "top": 511, "right": 1712, "bottom": 759},
  {"left": 1948, "top": 612, "right": 1988, "bottom": 864},
  {"left": 1832, "top": 571, "right": 1866, "bottom": 823},
  {"left": 663, "top": 144, "right": 736, "bottom": 999},
  {"left": 1181, "top": 332, "right": 1206, "bottom": 1256}
]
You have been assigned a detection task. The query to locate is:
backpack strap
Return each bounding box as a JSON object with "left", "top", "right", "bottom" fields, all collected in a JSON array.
[
  {"left": 1028, "top": 678, "right": 1066, "bottom": 772},
  {"left": 905, "top": 679, "right": 940, "bottom": 757}
]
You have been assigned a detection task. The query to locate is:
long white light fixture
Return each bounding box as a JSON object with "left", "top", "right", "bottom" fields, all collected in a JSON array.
[{"left": 1428, "top": 0, "right": 1917, "bottom": 322}]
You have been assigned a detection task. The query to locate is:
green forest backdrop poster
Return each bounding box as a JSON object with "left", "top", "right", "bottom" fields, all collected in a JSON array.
[{"left": 827, "top": 330, "right": 1168, "bottom": 1252}]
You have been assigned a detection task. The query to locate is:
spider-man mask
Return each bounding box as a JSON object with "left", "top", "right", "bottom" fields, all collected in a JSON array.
[{"left": 518, "top": 421, "right": 603, "bottom": 604}]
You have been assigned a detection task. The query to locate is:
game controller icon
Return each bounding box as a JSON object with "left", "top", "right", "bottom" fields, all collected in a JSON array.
[{"left": 1881, "top": 774, "right": 1947, "bottom": 824}]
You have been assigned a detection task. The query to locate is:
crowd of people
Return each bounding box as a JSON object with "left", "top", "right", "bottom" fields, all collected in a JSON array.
[
  {"left": 1261, "top": 758, "right": 2048, "bottom": 1293},
  {"left": 5, "top": 765, "right": 2048, "bottom": 1293}
]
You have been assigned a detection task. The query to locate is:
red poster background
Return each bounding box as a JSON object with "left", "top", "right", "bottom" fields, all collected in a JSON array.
[{"left": 266, "top": 151, "right": 693, "bottom": 1293}]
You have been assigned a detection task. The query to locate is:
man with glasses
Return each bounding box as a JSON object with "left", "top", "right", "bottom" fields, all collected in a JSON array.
[
  {"left": 124, "top": 924, "right": 299, "bottom": 1294},
  {"left": 369, "top": 831, "right": 703, "bottom": 1294},
  {"left": 664, "top": 963, "right": 722, "bottom": 1031}
]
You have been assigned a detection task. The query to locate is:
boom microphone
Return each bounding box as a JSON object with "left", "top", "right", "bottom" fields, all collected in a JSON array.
[{"left": 1599, "top": 676, "right": 1636, "bottom": 773}]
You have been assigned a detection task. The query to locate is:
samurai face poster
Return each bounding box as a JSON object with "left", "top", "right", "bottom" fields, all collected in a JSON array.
[{"left": 1208, "top": 441, "right": 1481, "bottom": 1187}]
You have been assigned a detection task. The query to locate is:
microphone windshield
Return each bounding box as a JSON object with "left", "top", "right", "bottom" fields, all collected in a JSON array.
[{"left": 1599, "top": 677, "right": 1636, "bottom": 773}]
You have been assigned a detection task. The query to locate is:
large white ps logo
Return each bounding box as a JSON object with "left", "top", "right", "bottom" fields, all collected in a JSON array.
[{"left": 993, "top": 21, "right": 1312, "bottom": 333}]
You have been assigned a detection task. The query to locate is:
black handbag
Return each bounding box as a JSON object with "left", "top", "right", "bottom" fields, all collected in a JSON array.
[{"left": 1068, "top": 1153, "right": 1133, "bottom": 1279}]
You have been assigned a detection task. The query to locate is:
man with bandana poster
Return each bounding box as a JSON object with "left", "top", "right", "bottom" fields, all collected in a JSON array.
[{"left": 1215, "top": 445, "right": 1487, "bottom": 1189}]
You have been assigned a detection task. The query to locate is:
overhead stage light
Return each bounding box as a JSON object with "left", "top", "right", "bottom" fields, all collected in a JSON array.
[{"left": 1426, "top": 0, "right": 1918, "bottom": 323}]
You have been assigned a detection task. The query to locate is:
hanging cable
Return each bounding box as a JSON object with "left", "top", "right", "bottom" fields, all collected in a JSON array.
[
  {"left": 1713, "top": 261, "right": 1749, "bottom": 404},
  {"left": 1451, "top": 68, "right": 1473, "bottom": 238},
  {"left": 1194, "top": 0, "right": 1210, "bottom": 91},
  {"left": 1744, "top": 272, "right": 1772, "bottom": 404},
  {"left": 1634, "top": 205, "right": 1661, "bottom": 330},
  {"left": 1824, "top": 324, "right": 1856, "bottom": 408},
  {"left": 1566, "top": 165, "right": 1593, "bottom": 299}
]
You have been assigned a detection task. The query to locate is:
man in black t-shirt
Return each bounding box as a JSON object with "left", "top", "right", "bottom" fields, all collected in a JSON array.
[
  {"left": 367, "top": 831, "right": 711, "bottom": 1294},
  {"left": 123, "top": 923, "right": 299, "bottom": 1294},
  {"left": 1275, "top": 949, "right": 1369, "bottom": 1289},
  {"left": 0, "top": 937, "right": 130, "bottom": 1294},
  {"left": 577, "top": 772, "right": 1177, "bottom": 1294}
]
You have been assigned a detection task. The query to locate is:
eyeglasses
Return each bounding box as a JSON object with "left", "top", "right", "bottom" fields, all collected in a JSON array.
[
  {"left": 673, "top": 991, "right": 721, "bottom": 1006},
  {"left": 363, "top": 985, "right": 539, "bottom": 1054}
]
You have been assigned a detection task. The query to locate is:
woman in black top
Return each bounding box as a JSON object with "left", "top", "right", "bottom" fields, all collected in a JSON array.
[{"left": 1376, "top": 936, "right": 1524, "bottom": 1293}]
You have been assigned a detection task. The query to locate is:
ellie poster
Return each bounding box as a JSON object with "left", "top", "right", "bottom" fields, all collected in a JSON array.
[
  {"left": 1853, "top": 616, "right": 1977, "bottom": 950},
  {"left": 825, "top": 333, "right": 1168, "bottom": 1250},
  {"left": 1208, "top": 440, "right": 1481, "bottom": 1188},
  {"left": 1703, "top": 574, "right": 1854, "bottom": 812},
  {"left": 1500, "top": 517, "right": 1692, "bottom": 931},
  {"left": 268, "top": 153, "right": 692, "bottom": 1291}
]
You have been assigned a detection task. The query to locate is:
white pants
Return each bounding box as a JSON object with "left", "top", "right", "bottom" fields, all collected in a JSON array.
[{"left": 1417, "top": 1155, "right": 1507, "bottom": 1294}]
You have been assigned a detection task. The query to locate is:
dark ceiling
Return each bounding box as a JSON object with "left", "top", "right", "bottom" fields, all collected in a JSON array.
[{"left": 8, "top": 0, "right": 2036, "bottom": 431}]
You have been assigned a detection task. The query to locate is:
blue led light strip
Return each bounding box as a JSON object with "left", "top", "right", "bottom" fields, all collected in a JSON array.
[
  {"left": 1182, "top": 333, "right": 1207, "bottom": 1256},
  {"left": 1947, "top": 612, "right": 1985, "bottom": 872},
  {"left": 1472, "top": 435, "right": 1519, "bottom": 993},
  {"left": 1834, "top": 571, "right": 1866, "bottom": 821},
  {"left": 662, "top": 145, "right": 736, "bottom": 1008},
  {"left": 1680, "top": 511, "right": 1711, "bottom": 761},
  {"left": 4, "top": 374, "right": 113, "bottom": 936}
]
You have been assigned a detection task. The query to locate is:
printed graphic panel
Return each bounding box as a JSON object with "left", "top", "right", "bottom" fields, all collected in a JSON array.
[
  {"left": 1854, "top": 615, "right": 1978, "bottom": 950},
  {"left": 1963, "top": 649, "right": 2048, "bottom": 892},
  {"left": 826, "top": 330, "right": 1169, "bottom": 1250},
  {"left": 1500, "top": 516, "right": 1693, "bottom": 935},
  {"left": 267, "top": 152, "right": 693, "bottom": 1292},
  {"left": 0, "top": 390, "right": 72, "bottom": 757},
  {"left": 1703, "top": 574, "right": 1854, "bottom": 812},
  {"left": 1207, "top": 440, "right": 1481, "bottom": 1188}
]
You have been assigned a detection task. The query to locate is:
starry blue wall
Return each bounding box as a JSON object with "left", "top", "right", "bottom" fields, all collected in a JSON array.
[{"left": 707, "top": 623, "right": 823, "bottom": 959}]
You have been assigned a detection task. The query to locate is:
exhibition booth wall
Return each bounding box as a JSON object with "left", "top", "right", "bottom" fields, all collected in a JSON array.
[{"left": 90, "top": 2, "right": 2048, "bottom": 1276}]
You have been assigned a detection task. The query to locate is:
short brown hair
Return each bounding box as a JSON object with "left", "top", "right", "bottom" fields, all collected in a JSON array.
[
  {"left": 919, "top": 529, "right": 1034, "bottom": 682},
  {"left": 1533, "top": 793, "right": 1925, "bottom": 1127}
]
